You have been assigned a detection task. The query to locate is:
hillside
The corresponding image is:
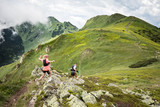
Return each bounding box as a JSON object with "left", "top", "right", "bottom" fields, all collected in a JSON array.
[
  {"left": 0, "top": 17, "right": 78, "bottom": 67},
  {"left": 16, "top": 16, "right": 78, "bottom": 52},
  {"left": 0, "top": 13, "right": 160, "bottom": 106}
]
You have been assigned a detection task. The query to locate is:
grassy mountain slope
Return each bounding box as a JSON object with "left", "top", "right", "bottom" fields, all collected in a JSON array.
[
  {"left": 0, "top": 17, "right": 78, "bottom": 67},
  {"left": 16, "top": 17, "right": 78, "bottom": 52},
  {"left": 0, "top": 13, "right": 160, "bottom": 106}
]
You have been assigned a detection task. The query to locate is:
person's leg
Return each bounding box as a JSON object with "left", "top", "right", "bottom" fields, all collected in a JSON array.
[
  {"left": 39, "top": 73, "right": 45, "bottom": 80},
  {"left": 48, "top": 70, "right": 51, "bottom": 77},
  {"left": 74, "top": 73, "right": 77, "bottom": 78}
]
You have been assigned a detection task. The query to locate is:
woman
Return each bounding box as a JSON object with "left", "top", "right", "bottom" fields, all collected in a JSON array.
[{"left": 39, "top": 54, "right": 55, "bottom": 80}]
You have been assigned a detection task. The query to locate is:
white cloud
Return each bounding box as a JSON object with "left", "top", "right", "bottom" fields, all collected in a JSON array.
[{"left": 0, "top": 0, "right": 160, "bottom": 29}]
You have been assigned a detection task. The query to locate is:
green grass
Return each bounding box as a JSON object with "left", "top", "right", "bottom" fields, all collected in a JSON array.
[
  {"left": 78, "top": 76, "right": 149, "bottom": 107},
  {"left": 0, "top": 13, "right": 160, "bottom": 106}
]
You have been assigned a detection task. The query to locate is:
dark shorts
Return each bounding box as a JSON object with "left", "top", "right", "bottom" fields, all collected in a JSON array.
[
  {"left": 43, "top": 70, "right": 50, "bottom": 74},
  {"left": 71, "top": 71, "right": 76, "bottom": 76}
]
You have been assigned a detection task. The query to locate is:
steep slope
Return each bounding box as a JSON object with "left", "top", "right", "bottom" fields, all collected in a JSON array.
[
  {"left": 0, "top": 17, "right": 78, "bottom": 67},
  {"left": 81, "top": 13, "right": 160, "bottom": 43},
  {"left": 16, "top": 16, "right": 78, "bottom": 52},
  {"left": 0, "top": 13, "right": 160, "bottom": 106}
]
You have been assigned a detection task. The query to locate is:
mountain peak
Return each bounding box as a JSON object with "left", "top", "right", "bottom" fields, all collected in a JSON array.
[
  {"left": 48, "top": 16, "right": 60, "bottom": 23},
  {"left": 80, "top": 13, "right": 126, "bottom": 30}
]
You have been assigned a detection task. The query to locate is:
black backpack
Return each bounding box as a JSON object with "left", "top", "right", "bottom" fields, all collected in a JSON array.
[
  {"left": 70, "top": 65, "right": 75, "bottom": 71},
  {"left": 43, "top": 59, "right": 50, "bottom": 66}
]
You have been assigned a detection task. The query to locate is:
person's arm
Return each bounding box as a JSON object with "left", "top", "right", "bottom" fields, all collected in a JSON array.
[
  {"left": 48, "top": 60, "right": 55, "bottom": 63},
  {"left": 39, "top": 55, "right": 43, "bottom": 61}
]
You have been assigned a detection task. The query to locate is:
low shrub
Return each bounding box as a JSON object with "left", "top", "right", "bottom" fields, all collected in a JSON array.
[{"left": 129, "top": 58, "right": 158, "bottom": 68}]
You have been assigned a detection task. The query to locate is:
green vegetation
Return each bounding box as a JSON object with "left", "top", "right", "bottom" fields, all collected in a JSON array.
[
  {"left": 129, "top": 58, "right": 158, "bottom": 68},
  {"left": 0, "top": 13, "right": 160, "bottom": 106},
  {"left": 16, "top": 17, "right": 78, "bottom": 52},
  {"left": 78, "top": 77, "right": 148, "bottom": 107}
]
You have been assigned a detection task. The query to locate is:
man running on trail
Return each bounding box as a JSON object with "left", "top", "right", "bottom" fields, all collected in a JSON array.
[
  {"left": 39, "top": 54, "right": 55, "bottom": 80},
  {"left": 70, "top": 63, "right": 79, "bottom": 78}
]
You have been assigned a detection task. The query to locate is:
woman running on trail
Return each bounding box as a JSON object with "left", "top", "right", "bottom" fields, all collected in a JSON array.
[{"left": 38, "top": 54, "right": 55, "bottom": 80}]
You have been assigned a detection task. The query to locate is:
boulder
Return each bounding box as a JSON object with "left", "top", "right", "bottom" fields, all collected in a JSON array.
[
  {"left": 102, "top": 102, "right": 106, "bottom": 107},
  {"left": 142, "top": 98, "right": 154, "bottom": 105},
  {"left": 43, "top": 84, "right": 54, "bottom": 90},
  {"left": 66, "top": 84, "right": 83, "bottom": 93},
  {"left": 31, "top": 66, "right": 42, "bottom": 76},
  {"left": 81, "top": 91, "right": 97, "bottom": 104},
  {"left": 45, "top": 46, "right": 50, "bottom": 53},
  {"left": 45, "top": 95, "right": 60, "bottom": 107},
  {"left": 59, "top": 90, "right": 70, "bottom": 99},
  {"left": 105, "top": 91, "right": 113, "bottom": 98},
  {"left": 47, "top": 75, "right": 61, "bottom": 86},
  {"left": 108, "top": 83, "right": 118, "bottom": 87},
  {"left": 91, "top": 90, "right": 104, "bottom": 99},
  {"left": 68, "top": 94, "right": 87, "bottom": 107},
  {"left": 66, "top": 78, "right": 85, "bottom": 85},
  {"left": 20, "top": 54, "right": 25, "bottom": 64}
]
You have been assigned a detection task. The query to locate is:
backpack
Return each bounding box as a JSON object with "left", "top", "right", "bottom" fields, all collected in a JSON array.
[
  {"left": 70, "top": 65, "right": 75, "bottom": 71},
  {"left": 43, "top": 59, "right": 50, "bottom": 66}
]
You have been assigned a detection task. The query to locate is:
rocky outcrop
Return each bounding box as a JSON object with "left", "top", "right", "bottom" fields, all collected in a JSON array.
[
  {"left": 91, "top": 90, "right": 104, "bottom": 99},
  {"left": 68, "top": 94, "right": 87, "bottom": 107},
  {"left": 31, "top": 66, "right": 42, "bottom": 76},
  {"left": 20, "top": 54, "right": 26, "bottom": 64},
  {"left": 29, "top": 66, "right": 159, "bottom": 107},
  {"left": 45, "top": 46, "right": 50, "bottom": 53},
  {"left": 122, "top": 89, "right": 159, "bottom": 106},
  {"left": 81, "top": 91, "right": 97, "bottom": 104},
  {"left": 43, "top": 95, "right": 59, "bottom": 107}
]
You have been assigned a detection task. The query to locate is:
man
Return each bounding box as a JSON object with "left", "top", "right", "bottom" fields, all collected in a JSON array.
[
  {"left": 38, "top": 54, "right": 55, "bottom": 80},
  {"left": 70, "top": 63, "right": 79, "bottom": 78}
]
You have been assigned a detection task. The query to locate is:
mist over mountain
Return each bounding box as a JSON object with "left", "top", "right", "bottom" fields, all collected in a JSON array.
[{"left": 0, "top": 16, "right": 78, "bottom": 67}]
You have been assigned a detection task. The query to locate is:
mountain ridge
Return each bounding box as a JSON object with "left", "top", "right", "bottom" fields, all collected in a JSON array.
[
  {"left": 0, "top": 13, "right": 160, "bottom": 106},
  {"left": 0, "top": 16, "right": 78, "bottom": 67}
]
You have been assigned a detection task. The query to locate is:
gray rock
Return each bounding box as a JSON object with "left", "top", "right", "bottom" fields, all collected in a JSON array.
[
  {"left": 91, "top": 90, "right": 104, "bottom": 99},
  {"left": 47, "top": 75, "right": 61, "bottom": 86},
  {"left": 102, "top": 102, "right": 106, "bottom": 107},
  {"left": 43, "top": 84, "right": 54, "bottom": 90},
  {"left": 68, "top": 94, "right": 87, "bottom": 107},
  {"left": 59, "top": 90, "right": 70, "bottom": 99},
  {"left": 81, "top": 91, "right": 97, "bottom": 104},
  {"left": 96, "top": 83, "right": 99, "bottom": 85},
  {"left": 142, "top": 98, "right": 154, "bottom": 105},
  {"left": 20, "top": 54, "right": 25, "bottom": 64},
  {"left": 45, "top": 46, "right": 50, "bottom": 53},
  {"left": 31, "top": 66, "right": 42, "bottom": 76},
  {"left": 108, "top": 83, "right": 118, "bottom": 87},
  {"left": 105, "top": 91, "right": 113, "bottom": 98},
  {"left": 45, "top": 95, "right": 60, "bottom": 107},
  {"left": 67, "top": 78, "right": 85, "bottom": 85},
  {"left": 66, "top": 84, "right": 83, "bottom": 92}
]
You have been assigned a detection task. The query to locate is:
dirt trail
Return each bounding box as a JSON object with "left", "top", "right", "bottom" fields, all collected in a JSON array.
[{"left": 4, "top": 82, "right": 30, "bottom": 107}]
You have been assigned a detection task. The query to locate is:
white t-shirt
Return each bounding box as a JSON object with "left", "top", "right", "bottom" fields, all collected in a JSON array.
[{"left": 73, "top": 65, "right": 77, "bottom": 70}]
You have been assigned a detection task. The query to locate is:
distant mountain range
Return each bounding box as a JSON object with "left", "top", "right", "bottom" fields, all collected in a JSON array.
[{"left": 0, "top": 17, "right": 78, "bottom": 67}]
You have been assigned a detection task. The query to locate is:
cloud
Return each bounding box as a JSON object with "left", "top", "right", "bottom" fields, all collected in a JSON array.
[
  {"left": 0, "top": 0, "right": 160, "bottom": 29},
  {"left": 0, "top": 0, "right": 47, "bottom": 29}
]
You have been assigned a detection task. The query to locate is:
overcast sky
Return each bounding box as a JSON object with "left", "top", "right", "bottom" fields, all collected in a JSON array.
[{"left": 0, "top": 0, "right": 160, "bottom": 29}]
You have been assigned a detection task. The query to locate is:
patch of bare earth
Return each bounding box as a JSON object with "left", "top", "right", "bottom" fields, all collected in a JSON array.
[{"left": 4, "top": 82, "right": 30, "bottom": 107}]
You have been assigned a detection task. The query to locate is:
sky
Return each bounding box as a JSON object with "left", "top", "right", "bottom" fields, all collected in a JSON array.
[{"left": 0, "top": 0, "right": 160, "bottom": 29}]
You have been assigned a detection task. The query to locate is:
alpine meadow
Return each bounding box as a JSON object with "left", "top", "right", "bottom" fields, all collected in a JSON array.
[{"left": 0, "top": 13, "right": 160, "bottom": 107}]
